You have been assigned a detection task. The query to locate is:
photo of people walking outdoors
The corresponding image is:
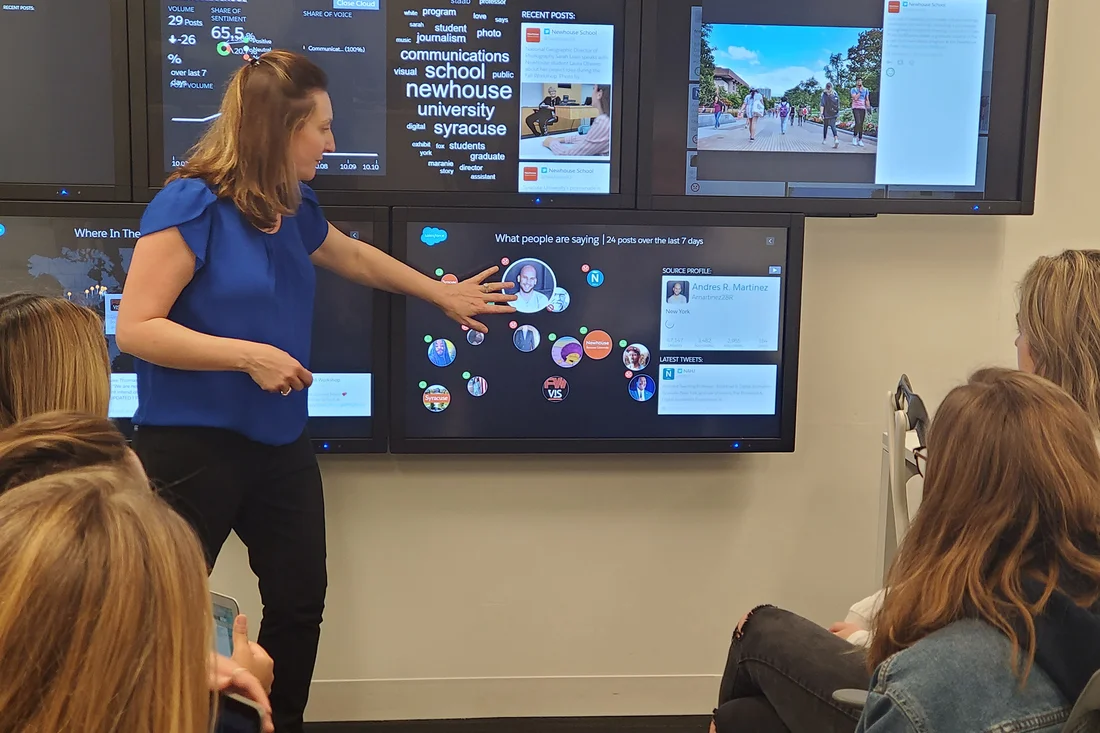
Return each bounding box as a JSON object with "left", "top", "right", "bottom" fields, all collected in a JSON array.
[{"left": 694, "top": 24, "right": 882, "bottom": 154}]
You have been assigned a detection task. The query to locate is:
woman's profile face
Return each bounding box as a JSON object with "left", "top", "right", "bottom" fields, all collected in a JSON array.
[{"left": 291, "top": 90, "right": 337, "bottom": 181}]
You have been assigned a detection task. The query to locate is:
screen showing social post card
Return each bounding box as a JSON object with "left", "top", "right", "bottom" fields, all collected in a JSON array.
[
  {"left": 644, "top": 0, "right": 1034, "bottom": 204},
  {"left": 151, "top": 0, "right": 625, "bottom": 196},
  {"left": 400, "top": 219, "right": 793, "bottom": 442},
  {"left": 0, "top": 216, "right": 379, "bottom": 442}
]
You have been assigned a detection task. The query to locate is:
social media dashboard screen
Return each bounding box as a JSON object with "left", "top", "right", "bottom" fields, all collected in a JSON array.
[
  {"left": 151, "top": 0, "right": 624, "bottom": 196},
  {"left": 646, "top": 0, "right": 1035, "bottom": 203},
  {"left": 0, "top": 216, "right": 377, "bottom": 442},
  {"left": 0, "top": 0, "right": 122, "bottom": 189},
  {"left": 400, "top": 219, "right": 794, "bottom": 445}
]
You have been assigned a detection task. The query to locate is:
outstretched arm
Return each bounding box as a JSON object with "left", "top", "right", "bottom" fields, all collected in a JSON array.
[{"left": 310, "top": 223, "right": 517, "bottom": 332}]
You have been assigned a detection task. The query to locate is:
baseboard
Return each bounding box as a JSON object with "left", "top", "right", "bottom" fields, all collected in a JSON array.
[
  {"left": 305, "top": 716, "right": 711, "bottom": 733},
  {"left": 305, "top": 675, "right": 719, "bottom": 722}
]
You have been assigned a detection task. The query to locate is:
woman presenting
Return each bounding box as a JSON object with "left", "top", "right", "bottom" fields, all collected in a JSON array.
[{"left": 116, "top": 50, "right": 515, "bottom": 733}]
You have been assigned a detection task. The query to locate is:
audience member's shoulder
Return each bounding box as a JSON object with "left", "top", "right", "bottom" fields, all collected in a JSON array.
[{"left": 876, "top": 620, "right": 1068, "bottom": 729}]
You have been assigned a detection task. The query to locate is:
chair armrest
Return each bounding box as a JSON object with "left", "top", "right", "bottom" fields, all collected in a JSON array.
[{"left": 832, "top": 689, "right": 869, "bottom": 708}]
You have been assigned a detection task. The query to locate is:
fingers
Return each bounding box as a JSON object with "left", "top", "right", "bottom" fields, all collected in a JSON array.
[
  {"left": 489, "top": 292, "right": 518, "bottom": 303},
  {"left": 471, "top": 265, "right": 500, "bottom": 283},
  {"left": 297, "top": 366, "right": 314, "bottom": 389},
  {"left": 484, "top": 304, "right": 518, "bottom": 314},
  {"left": 465, "top": 317, "right": 488, "bottom": 334},
  {"left": 231, "top": 615, "right": 251, "bottom": 663},
  {"left": 482, "top": 281, "right": 514, "bottom": 293}
]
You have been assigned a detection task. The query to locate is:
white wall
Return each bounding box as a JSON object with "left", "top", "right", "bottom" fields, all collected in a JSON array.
[{"left": 211, "top": 0, "right": 1097, "bottom": 721}]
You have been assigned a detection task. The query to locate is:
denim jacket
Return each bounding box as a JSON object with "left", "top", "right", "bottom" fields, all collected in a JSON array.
[{"left": 855, "top": 619, "right": 1071, "bottom": 733}]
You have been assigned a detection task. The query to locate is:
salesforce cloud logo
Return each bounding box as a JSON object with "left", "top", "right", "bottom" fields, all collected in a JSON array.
[{"left": 421, "top": 227, "right": 448, "bottom": 246}]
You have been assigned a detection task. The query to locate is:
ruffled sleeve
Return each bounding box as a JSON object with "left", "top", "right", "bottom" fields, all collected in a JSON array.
[
  {"left": 139, "top": 178, "right": 218, "bottom": 271},
  {"left": 296, "top": 183, "right": 330, "bottom": 255}
]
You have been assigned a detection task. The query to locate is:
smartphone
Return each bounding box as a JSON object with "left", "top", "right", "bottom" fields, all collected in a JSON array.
[
  {"left": 211, "top": 592, "right": 239, "bottom": 658},
  {"left": 215, "top": 692, "right": 265, "bottom": 733}
]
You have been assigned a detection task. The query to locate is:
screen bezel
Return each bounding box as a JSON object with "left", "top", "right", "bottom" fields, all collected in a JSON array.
[
  {"left": 0, "top": 0, "right": 133, "bottom": 202},
  {"left": 135, "top": 0, "right": 642, "bottom": 210},
  {"left": 0, "top": 202, "right": 390, "bottom": 454},
  {"left": 390, "top": 206, "right": 804, "bottom": 454},
  {"left": 635, "top": 0, "right": 1049, "bottom": 217}
]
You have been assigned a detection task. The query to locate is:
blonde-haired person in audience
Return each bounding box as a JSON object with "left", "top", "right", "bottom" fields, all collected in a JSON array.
[
  {"left": 0, "top": 414, "right": 275, "bottom": 731},
  {"left": 856, "top": 368, "right": 1100, "bottom": 731},
  {"left": 0, "top": 459, "right": 242, "bottom": 732},
  {"left": 711, "top": 249, "right": 1100, "bottom": 733},
  {"left": 0, "top": 292, "right": 110, "bottom": 427}
]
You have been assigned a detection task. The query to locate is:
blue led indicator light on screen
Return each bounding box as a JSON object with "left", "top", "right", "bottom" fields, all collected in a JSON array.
[
  {"left": 0, "top": 224, "right": 6, "bottom": 237},
  {"left": 973, "top": 205, "right": 980, "bottom": 211},
  {"left": 732, "top": 442, "right": 741, "bottom": 449},
  {"left": 323, "top": 443, "right": 330, "bottom": 450}
]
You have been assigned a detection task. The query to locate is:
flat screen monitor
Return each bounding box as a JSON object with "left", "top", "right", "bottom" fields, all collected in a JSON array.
[
  {"left": 0, "top": 205, "right": 387, "bottom": 453},
  {"left": 391, "top": 208, "right": 804, "bottom": 453},
  {"left": 638, "top": 0, "right": 1047, "bottom": 215},
  {"left": 143, "top": 0, "right": 638, "bottom": 207},
  {"left": 0, "top": 0, "right": 131, "bottom": 200}
]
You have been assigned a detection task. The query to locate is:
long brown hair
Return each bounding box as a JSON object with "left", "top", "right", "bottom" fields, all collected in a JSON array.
[
  {"left": 0, "top": 465, "right": 214, "bottom": 732},
  {"left": 1018, "top": 249, "right": 1100, "bottom": 429},
  {"left": 0, "top": 411, "right": 135, "bottom": 494},
  {"left": 0, "top": 293, "right": 111, "bottom": 427},
  {"left": 171, "top": 49, "right": 328, "bottom": 230},
  {"left": 869, "top": 368, "right": 1100, "bottom": 680}
]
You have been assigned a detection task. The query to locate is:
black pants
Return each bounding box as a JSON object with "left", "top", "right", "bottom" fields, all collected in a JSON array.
[
  {"left": 133, "top": 426, "right": 327, "bottom": 733},
  {"left": 853, "top": 108, "right": 867, "bottom": 140},
  {"left": 526, "top": 108, "right": 556, "bottom": 135},
  {"left": 713, "top": 606, "right": 870, "bottom": 733}
]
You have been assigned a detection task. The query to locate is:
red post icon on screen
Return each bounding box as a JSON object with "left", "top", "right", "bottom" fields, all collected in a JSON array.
[
  {"left": 888, "top": 1, "right": 901, "bottom": 12},
  {"left": 523, "top": 167, "right": 539, "bottom": 182},
  {"left": 525, "top": 28, "right": 542, "bottom": 42}
]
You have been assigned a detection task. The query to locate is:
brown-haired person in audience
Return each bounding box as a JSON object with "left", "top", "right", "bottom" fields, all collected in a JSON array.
[
  {"left": 855, "top": 369, "right": 1100, "bottom": 731},
  {"left": 115, "top": 50, "right": 516, "bottom": 731},
  {"left": 711, "top": 249, "right": 1100, "bottom": 733},
  {"left": 0, "top": 292, "right": 110, "bottom": 427}
]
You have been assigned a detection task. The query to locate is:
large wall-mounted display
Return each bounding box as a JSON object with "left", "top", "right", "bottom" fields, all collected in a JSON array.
[
  {"left": 0, "top": 204, "right": 388, "bottom": 452},
  {"left": 391, "top": 208, "right": 804, "bottom": 453},
  {"left": 0, "top": 0, "right": 132, "bottom": 200},
  {"left": 142, "top": 0, "right": 639, "bottom": 207},
  {"left": 638, "top": 0, "right": 1048, "bottom": 215}
]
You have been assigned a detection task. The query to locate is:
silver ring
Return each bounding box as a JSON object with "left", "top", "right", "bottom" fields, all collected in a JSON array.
[{"left": 280, "top": 387, "right": 291, "bottom": 396}]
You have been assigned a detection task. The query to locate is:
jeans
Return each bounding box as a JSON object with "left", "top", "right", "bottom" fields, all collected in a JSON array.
[
  {"left": 713, "top": 606, "right": 870, "bottom": 733},
  {"left": 134, "top": 426, "right": 327, "bottom": 733},
  {"left": 781, "top": 116, "right": 788, "bottom": 132},
  {"left": 823, "top": 117, "right": 838, "bottom": 139},
  {"left": 715, "top": 112, "right": 722, "bottom": 128},
  {"left": 853, "top": 108, "right": 867, "bottom": 140}
]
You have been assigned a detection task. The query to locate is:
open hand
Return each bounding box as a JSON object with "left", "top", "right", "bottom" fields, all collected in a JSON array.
[{"left": 434, "top": 266, "right": 517, "bottom": 333}]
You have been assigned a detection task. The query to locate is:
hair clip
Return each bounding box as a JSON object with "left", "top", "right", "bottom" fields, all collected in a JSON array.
[{"left": 239, "top": 48, "right": 262, "bottom": 67}]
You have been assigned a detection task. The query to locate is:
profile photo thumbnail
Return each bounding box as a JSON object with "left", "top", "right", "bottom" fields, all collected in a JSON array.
[
  {"left": 467, "top": 375, "right": 488, "bottom": 397},
  {"left": 423, "top": 384, "right": 451, "bottom": 412},
  {"left": 467, "top": 330, "right": 486, "bottom": 346},
  {"left": 666, "top": 281, "right": 690, "bottom": 304},
  {"left": 628, "top": 374, "right": 655, "bottom": 402},
  {"left": 427, "top": 338, "right": 456, "bottom": 367},
  {"left": 622, "top": 343, "right": 651, "bottom": 371},
  {"left": 503, "top": 258, "right": 557, "bottom": 314},
  {"left": 551, "top": 336, "right": 584, "bottom": 368},
  {"left": 513, "top": 324, "right": 541, "bottom": 353}
]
